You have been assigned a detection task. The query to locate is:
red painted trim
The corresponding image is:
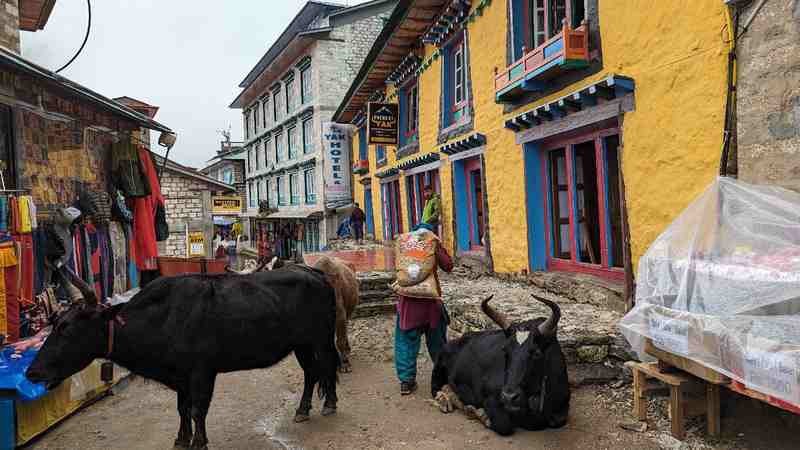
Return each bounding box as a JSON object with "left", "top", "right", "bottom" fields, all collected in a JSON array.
[
  {"left": 565, "top": 144, "right": 577, "bottom": 262},
  {"left": 540, "top": 150, "right": 552, "bottom": 266},
  {"left": 595, "top": 136, "right": 610, "bottom": 268},
  {"left": 548, "top": 258, "right": 625, "bottom": 281}
]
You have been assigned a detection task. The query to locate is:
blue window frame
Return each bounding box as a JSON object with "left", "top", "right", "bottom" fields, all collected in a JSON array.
[
  {"left": 376, "top": 145, "right": 386, "bottom": 164},
  {"left": 358, "top": 127, "right": 368, "bottom": 161}
]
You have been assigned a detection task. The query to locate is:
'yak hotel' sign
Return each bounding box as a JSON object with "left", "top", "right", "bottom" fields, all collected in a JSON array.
[
  {"left": 367, "top": 102, "right": 398, "bottom": 145},
  {"left": 322, "top": 122, "right": 352, "bottom": 209}
]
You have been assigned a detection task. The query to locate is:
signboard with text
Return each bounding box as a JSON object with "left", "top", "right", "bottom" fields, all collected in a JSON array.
[
  {"left": 212, "top": 196, "right": 242, "bottom": 215},
  {"left": 188, "top": 232, "right": 205, "bottom": 257},
  {"left": 321, "top": 122, "right": 353, "bottom": 209},
  {"left": 367, "top": 102, "right": 398, "bottom": 145}
]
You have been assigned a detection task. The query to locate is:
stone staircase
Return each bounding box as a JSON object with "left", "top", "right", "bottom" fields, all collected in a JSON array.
[{"left": 353, "top": 271, "right": 396, "bottom": 318}]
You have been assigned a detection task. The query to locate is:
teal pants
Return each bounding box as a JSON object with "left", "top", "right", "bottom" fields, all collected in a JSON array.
[{"left": 394, "top": 315, "right": 448, "bottom": 383}]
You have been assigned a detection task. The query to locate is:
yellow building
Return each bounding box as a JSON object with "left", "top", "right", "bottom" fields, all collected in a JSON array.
[{"left": 334, "top": 0, "right": 731, "bottom": 286}]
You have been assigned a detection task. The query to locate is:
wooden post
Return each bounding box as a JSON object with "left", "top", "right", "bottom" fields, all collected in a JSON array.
[
  {"left": 616, "top": 113, "right": 635, "bottom": 311},
  {"left": 670, "top": 385, "right": 686, "bottom": 440},
  {"left": 706, "top": 384, "right": 721, "bottom": 437},
  {"left": 633, "top": 367, "right": 647, "bottom": 421}
]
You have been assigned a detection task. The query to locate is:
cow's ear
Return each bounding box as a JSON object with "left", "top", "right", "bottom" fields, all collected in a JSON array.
[{"left": 503, "top": 328, "right": 513, "bottom": 338}]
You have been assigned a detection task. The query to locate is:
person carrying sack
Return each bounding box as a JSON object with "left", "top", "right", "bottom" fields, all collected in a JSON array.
[{"left": 391, "top": 228, "right": 453, "bottom": 395}]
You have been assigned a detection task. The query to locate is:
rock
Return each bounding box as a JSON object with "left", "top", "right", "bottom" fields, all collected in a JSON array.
[
  {"left": 577, "top": 345, "right": 609, "bottom": 363},
  {"left": 568, "top": 364, "right": 622, "bottom": 386},
  {"left": 618, "top": 421, "right": 648, "bottom": 432}
]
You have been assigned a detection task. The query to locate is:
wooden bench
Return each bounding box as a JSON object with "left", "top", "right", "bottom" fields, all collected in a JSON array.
[{"left": 626, "top": 361, "right": 721, "bottom": 440}]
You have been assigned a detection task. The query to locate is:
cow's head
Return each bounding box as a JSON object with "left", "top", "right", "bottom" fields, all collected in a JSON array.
[
  {"left": 481, "top": 295, "right": 561, "bottom": 413},
  {"left": 26, "top": 270, "right": 113, "bottom": 389}
]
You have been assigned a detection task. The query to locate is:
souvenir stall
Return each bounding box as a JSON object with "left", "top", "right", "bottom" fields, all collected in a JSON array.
[{"left": 0, "top": 139, "right": 170, "bottom": 448}]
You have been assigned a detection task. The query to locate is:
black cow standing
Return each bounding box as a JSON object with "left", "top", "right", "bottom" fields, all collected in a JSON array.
[
  {"left": 26, "top": 267, "right": 340, "bottom": 449},
  {"left": 431, "top": 295, "right": 570, "bottom": 436}
]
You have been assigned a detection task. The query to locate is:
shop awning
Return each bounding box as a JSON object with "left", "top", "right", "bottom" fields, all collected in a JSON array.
[
  {"left": 266, "top": 210, "right": 323, "bottom": 220},
  {"left": 213, "top": 216, "right": 238, "bottom": 226}
]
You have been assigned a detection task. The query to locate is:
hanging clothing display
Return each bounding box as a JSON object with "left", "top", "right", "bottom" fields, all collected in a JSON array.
[
  {"left": 17, "top": 196, "right": 33, "bottom": 233},
  {"left": 111, "top": 140, "right": 151, "bottom": 198},
  {"left": 109, "top": 222, "right": 128, "bottom": 295},
  {"left": 13, "top": 234, "right": 34, "bottom": 308},
  {"left": 130, "top": 147, "right": 163, "bottom": 271},
  {"left": 0, "top": 241, "right": 18, "bottom": 341}
]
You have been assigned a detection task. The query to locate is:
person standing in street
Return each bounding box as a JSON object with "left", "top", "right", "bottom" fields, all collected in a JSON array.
[
  {"left": 392, "top": 227, "right": 453, "bottom": 395},
  {"left": 350, "top": 203, "right": 366, "bottom": 244},
  {"left": 418, "top": 185, "right": 441, "bottom": 233}
]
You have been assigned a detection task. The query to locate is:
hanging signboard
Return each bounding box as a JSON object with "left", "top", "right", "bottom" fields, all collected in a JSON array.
[
  {"left": 321, "top": 122, "right": 353, "bottom": 209},
  {"left": 367, "top": 102, "right": 399, "bottom": 145},
  {"left": 188, "top": 232, "right": 205, "bottom": 257},
  {"left": 212, "top": 196, "right": 242, "bottom": 215}
]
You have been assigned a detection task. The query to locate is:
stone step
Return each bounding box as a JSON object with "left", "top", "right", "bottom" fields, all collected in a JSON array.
[
  {"left": 353, "top": 299, "right": 396, "bottom": 318},
  {"left": 359, "top": 289, "right": 394, "bottom": 304}
]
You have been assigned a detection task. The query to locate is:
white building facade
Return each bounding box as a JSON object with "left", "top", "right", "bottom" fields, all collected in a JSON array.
[{"left": 230, "top": 0, "right": 395, "bottom": 253}]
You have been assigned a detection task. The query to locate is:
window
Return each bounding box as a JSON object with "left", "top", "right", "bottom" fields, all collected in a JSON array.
[
  {"left": 302, "top": 118, "right": 314, "bottom": 154},
  {"left": 399, "top": 81, "right": 419, "bottom": 146},
  {"left": 268, "top": 97, "right": 271, "bottom": 130},
  {"left": 264, "top": 137, "right": 271, "bottom": 167},
  {"left": 288, "top": 126, "right": 298, "bottom": 160},
  {"left": 376, "top": 145, "right": 386, "bottom": 165},
  {"left": 406, "top": 169, "right": 440, "bottom": 227},
  {"left": 275, "top": 132, "right": 284, "bottom": 163},
  {"left": 247, "top": 147, "right": 254, "bottom": 174},
  {"left": 289, "top": 172, "right": 300, "bottom": 205},
  {"left": 277, "top": 176, "right": 286, "bottom": 205},
  {"left": 253, "top": 103, "right": 260, "bottom": 134},
  {"left": 303, "top": 220, "right": 320, "bottom": 253},
  {"left": 285, "top": 78, "right": 295, "bottom": 113},
  {"left": 304, "top": 168, "right": 316, "bottom": 204},
  {"left": 544, "top": 131, "right": 623, "bottom": 273},
  {"left": 259, "top": 179, "right": 266, "bottom": 206},
  {"left": 0, "top": 105, "right": 14, "bottom": 188},
  {"left": 263, "top": 179, "right": 270, "bottom": 208},
  {"left": 443, "top": 36, "right": 469, "bottom": 127},
  {"left": 516, "top": 0, "right": 586, "bottom": 58},
  {"left": 249, "top": 182, "right": 256, "bottom": 207},
  {"left": 244, "top": 110, "right": 251, "bottom": 140},
  {"left": 300, "top": 66, "right": 312, "bottom": 104},
  {"left": 221, "top": 167, "right": 234, "bottom": 184},
  {"left": 255, "top": 141, "right": 262, "bottom": 170},
  {"left": 273, "top": 88, "right": 282, "bottom": 122}
]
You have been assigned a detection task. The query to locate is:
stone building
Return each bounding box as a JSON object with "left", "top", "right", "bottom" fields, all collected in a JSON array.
[
  {"left": 152, "top": 153, "right": 236, "bottom": 258},
  {"left": 229, "top": 0, "right": 396, "bottom": 255},
  {"left": 734, "top": 0, "right": 800, "bottom": 191},
  {"left": 200, "top": 139, "right": 247, "bottom": 211}
]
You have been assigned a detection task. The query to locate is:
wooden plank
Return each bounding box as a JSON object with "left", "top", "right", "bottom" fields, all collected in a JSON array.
[
  {"left": 632, "top": 362, "right": 693, "bottom": 387},
  {"left": 644, "top": 339, "right": 729, "bottom": 385}
]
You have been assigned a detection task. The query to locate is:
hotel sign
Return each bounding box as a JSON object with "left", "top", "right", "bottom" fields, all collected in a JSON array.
[
  {"left": 212, "top": 196, "right": 242, "bottom": 215},
  {"left": 367, "top": 102, "right": 398, "bottom": 145},
  {"left": 322, "top": 122, "right": 353, "bottom": 209}
]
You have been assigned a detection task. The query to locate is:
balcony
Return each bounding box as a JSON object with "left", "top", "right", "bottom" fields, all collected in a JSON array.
[
  {"left": 352, "top": 159, "right": 369, "bottom": 175},
  {"left": 495, "top": 21, "right": 590, "bottom": 103}
]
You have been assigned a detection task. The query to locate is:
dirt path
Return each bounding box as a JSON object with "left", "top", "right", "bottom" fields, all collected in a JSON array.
[{"left": 25, "top": 314, "right": 798, "bottom": 450}]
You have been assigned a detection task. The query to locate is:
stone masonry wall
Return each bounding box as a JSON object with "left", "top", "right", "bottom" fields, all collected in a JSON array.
[
  {"left": 0, "top": 0, "right": 19, "bottom": 53},
  {"left": 158, "top": 170, "right": 222, "bottom": 257},
  {"left": 737, "top": 0, "right": 800, "bottom": 191}
]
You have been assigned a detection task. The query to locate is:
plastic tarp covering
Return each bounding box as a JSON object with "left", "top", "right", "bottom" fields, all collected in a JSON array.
[{"left": 619, "top": 177, "right": 800, "bottom": 407}]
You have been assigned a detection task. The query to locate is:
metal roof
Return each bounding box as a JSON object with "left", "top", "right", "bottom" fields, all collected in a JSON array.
[{"left": 0, "top": 47, "right": 172, "bottom": 133}]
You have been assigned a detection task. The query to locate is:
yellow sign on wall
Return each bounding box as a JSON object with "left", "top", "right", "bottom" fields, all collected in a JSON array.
[
  {"left": 188, "top": 232, "right": 205, "bottom": 257},
  {"left": 212, "top": 196, "right": 242, "bottom": 215}
]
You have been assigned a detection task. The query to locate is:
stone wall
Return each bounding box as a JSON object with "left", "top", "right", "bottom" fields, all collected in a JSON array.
[
  {"left": 158, "top": 170, "right": 222, "bottom": 258},
  {"left": 200, "top": 159, "right": 246, "bottom": 212},
  {"left": 0, "top": 0, "right": 19, "bottom": 53},
  {"left": 736, "top": 0, "right": 800, "bottom": 191}
]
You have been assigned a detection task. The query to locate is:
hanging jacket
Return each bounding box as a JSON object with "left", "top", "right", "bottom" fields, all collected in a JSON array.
[{"left": 112, "top": 140, "right": 151, "bottom": 197}]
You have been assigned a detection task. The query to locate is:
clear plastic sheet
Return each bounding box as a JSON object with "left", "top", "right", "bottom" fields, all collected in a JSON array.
[{"left": 619, "top": 177, "right": 800, "bottom": 406}]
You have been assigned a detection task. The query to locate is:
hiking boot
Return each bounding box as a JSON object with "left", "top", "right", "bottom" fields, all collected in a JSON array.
[{"left": 400, "top": 380, "right": 417, "bottom": 395}]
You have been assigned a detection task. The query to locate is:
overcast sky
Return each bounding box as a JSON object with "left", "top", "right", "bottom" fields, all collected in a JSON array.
[{"left": 21, "top": 0, "right": 369, "bottom": 168}]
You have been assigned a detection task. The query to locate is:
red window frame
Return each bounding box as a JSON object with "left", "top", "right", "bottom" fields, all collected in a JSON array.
[{"left": 540, "top": 122, "right": 624, "bottom": 281}]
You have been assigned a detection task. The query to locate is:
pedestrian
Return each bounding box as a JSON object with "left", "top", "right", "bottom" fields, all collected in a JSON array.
[
  {"left": 350, "top": 203, "right": 366, "bottom": 244},
  {"left": 295, "top": 221, "right": 305, "bottom": 263},
  {"left": 392, "top": 227, "right": 453, "bottom": 395},
  {"left": 418, "top": 185, "right": 441, "bottom": 234}
]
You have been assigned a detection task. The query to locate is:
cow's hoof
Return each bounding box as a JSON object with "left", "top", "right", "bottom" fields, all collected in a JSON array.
[
  {"left": 294, "top": 413, "right": 311, "bottom": 423},
  {"left": 321, "top": 405, "right": 337, "bottom": 416},
  {"left": 434, "top": 391, "right": 454, "bottom": 413}
]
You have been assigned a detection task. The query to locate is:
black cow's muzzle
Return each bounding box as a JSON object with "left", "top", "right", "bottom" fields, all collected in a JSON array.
[{"left": 501, "top": 389, "right": 524, "bottom": 412}]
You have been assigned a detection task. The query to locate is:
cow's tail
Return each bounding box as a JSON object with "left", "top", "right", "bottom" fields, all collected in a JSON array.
[{"left": 317, "top": 286, "right": 340, "bottom": 400}]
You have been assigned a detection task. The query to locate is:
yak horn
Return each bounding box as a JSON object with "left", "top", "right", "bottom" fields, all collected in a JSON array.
[
  {"left": 532, "top": 295, "right": 561, "bottom": 337},
  {"left": 481, "top": 295, "right": 510, "bottom": 330},
  {"left": 61, "top": 266, "right": 99, "bottom": 305}
]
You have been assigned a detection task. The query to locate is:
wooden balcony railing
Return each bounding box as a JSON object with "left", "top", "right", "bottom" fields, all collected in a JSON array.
[{"left": 495, "top": 21, "right": 590, "bottom": 103}]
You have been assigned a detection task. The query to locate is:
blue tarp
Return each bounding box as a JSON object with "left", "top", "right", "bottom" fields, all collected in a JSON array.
[{"left": 0, "top": 347, "right": 46, "bottom": 402}]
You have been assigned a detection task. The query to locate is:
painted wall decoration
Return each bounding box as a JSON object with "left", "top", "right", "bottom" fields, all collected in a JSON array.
[{"left": 321, "top": 122, "right": 353, "bottom": 209}]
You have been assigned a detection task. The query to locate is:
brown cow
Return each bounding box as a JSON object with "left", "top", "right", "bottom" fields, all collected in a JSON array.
[{"left": 312, "top": 256, "right": 359, "bottom": 373}]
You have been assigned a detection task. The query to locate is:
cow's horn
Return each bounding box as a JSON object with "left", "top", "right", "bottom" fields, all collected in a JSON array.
[
  {"left": 532, "top": 295, "right": 561, "bottom": 337},
  {"left": 62, "top": 266, "right": 99, "bottom": 305},
  {"left": 481, "top": 296, "right": 510, "bottom": 330}
]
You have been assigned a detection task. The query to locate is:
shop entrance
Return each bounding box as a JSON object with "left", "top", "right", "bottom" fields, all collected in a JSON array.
[{"left": 380, "top": 179, "right": 403, "bottom": 240}]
